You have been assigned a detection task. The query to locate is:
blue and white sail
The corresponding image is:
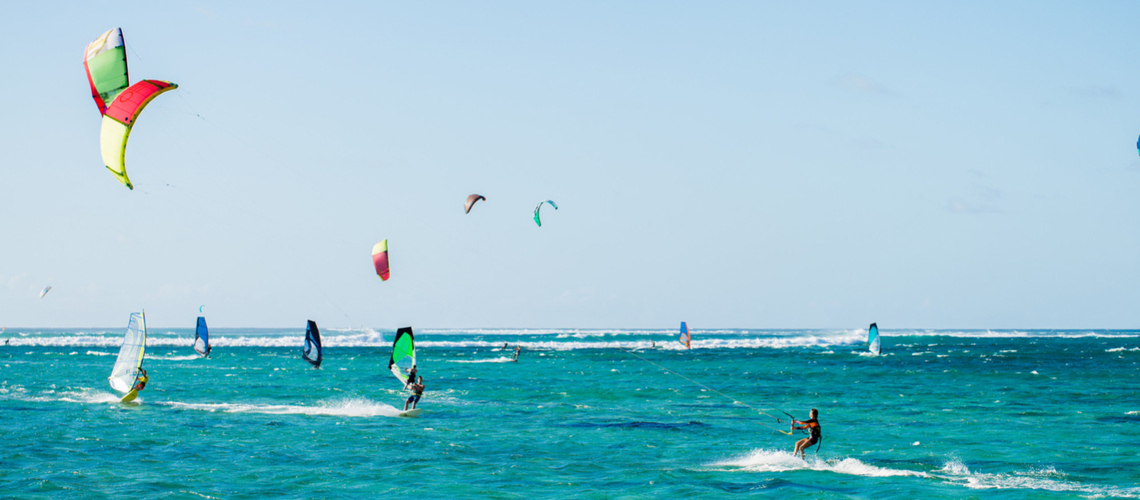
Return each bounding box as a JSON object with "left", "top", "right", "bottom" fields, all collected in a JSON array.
[
  {"left": 109, "top": 312, "right": 146, "bottom": 393},
  {"left": 302, "top": 320, "right": 322, "bottom": 368},
  {"left": 868, "top": 322, "right": 881, "bottom": 356},
  {"left": 193, "top": 316, "right": 210, "bottom": 357}
]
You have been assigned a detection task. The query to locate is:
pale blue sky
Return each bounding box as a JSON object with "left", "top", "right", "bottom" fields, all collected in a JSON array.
[{"left": 2, "top": 1, "right": 1138, "bottom": 329}]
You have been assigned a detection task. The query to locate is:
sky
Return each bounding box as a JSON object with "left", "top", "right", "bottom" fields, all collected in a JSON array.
[{"left": 2, "top": 1, "right": 1139, "bottom": 329}]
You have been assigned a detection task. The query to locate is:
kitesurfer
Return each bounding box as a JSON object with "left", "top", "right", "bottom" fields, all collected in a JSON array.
[
  {"left": 132, "top": 368, "right": 149, "bottom": 393},
  {"left": 792, "top": 409, "right": 821, "bottom": 459},
  {"left": 513, "top": 345, "right": 521, "bottom": 361},
  {"left": 404, "top": 376, "right": 424, "bottom": 411}
]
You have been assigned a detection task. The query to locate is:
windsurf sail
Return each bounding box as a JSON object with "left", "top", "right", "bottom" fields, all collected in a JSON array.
[
  {"left": 679, "top": 321, "right": 691, "bottom": 349},
  {"left": 302, "top": 320, "right": 322, "bottom": 368},
  {"left": 389, "top": 327, "right": 416, "bottom": 384},
  {"left": 109, "top": 312, "right": 146, "bottom": 393},
  {"left": 868, "top": 322, "right": 881, "bottom": 355},
  {"left": 193, "top": 316, "right": 210, "bottom": 357}
]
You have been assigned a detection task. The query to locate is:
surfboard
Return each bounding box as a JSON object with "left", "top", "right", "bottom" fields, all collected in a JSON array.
[
  {"left": 397, "top": 408, "right": 422, "bottom": 418},
  {"left": 120, "top": 388, "right": 139, "bottom": 403}
]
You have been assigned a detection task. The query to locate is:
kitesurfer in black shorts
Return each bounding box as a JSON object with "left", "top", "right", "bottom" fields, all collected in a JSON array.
[
  {"left": 404, "top": 376, "right": 424, "bottom": 411},
  {"left": 792, "top": 408, "right": 821, "bottom": 459}
]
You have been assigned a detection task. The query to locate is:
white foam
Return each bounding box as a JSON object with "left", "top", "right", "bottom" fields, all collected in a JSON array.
[
  {"left": 898, "top": 329, "right": 1138, "bottom": 339},
  {"left": 422, "top": 334, "right": 866, "bottom": 351},
  {"left": 157, "top": 397, "right": 403, "bottom": 417},
  {"left": 57, "top": 389, "right": 126, "bottom": 404},
  {"left": 447, "top": 357, "right": 515, "bottom": 363},
  {"left": 710, "top": 449, "right": 926, "bottom": 477},
  {"left": 145, "top": 354, "right": 203, "bottom": 361},
  {"left": 4, "top": 388, "right": 126, "bottom": 404},
  {"left": 936, "top": 460, "right": 1140, "bottom": 498},
  {"left": 7, "top": 328, "right": 1136, "bottom": 350}
]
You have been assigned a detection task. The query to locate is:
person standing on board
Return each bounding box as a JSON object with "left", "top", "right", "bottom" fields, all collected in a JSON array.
[
  {"left": 513, "top": 345, "right": 521, "bottom": 362},
  {"left": 404, "top": 376, "right": 424, "bottom": 411},
  {"left": 791, "top": 409, "right": 821, "bottom": 459},
  {"left": 132, "top": 368, "right": 149, "bottom": 393},
  {"left": 403, "top": 365, "right": 418, "bottom": 390}
]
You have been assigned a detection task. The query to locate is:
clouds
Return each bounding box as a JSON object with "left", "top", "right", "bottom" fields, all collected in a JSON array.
[
  {"left": 947, "top": 183, "right": 1003, "bottom": 214},
  {"left": 1066, "top": 85, "right": 1121, "bottom": 100},
  {"left": 831, "top": 73, "right": 895, "bottom": 96}
]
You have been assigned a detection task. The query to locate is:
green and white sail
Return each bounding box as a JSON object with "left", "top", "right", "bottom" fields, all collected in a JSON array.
[
  {"left": 388, "top": 327, "right": 416, "bottom": 384},
  {"left": 109, "top": 312, "right": 146, "bottom": 393}
]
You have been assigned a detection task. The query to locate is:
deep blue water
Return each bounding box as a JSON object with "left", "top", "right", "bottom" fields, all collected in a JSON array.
[{"left": 2, "top": 327, "right": 1139, "bottom": 499}]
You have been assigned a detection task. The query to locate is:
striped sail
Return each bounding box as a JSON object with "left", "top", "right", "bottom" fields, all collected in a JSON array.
[{"left": 109, "top": 312, "right": 146, "bottom": 393}]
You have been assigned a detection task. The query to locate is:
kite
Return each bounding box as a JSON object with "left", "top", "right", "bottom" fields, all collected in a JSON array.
[
  {"left": 372, "top": 240, "right": 390, "bottom": 281},
  {"left": 534, "top": 200, "right": 558, "bottom": 227},
  {"left": 84, "top": 28, "right": 178, "bottom": 190},
  {"left": 465, "top": 194, "right": 485, "bottom": 214}
]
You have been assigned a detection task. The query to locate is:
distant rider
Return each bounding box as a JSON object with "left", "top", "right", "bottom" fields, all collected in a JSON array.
[
  {"left": 513, "top": 345, "right": 521, "bottom": 361},
  {"left": 404, "top": 376, "right": 425, "bottom": 411},
  {"left": 792, "top": 409, "right": 821, "bottom": 459}
]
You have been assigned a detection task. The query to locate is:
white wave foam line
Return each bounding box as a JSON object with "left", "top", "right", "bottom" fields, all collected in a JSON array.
[
  {"left": 146, "top": 354, "right": 202, "bottom": 361},
  {"left": 710, "top": 449, "right": 925, "bottom": 477},
  {"left": 447, "top": 357, "right": 515, "bottom": 363},
  {"left": 5, "top": 335, "right": 864, "bottom": 350},
  {"left": 2, "top": 388, "right": 124, "bottom": 405},
  {"left": 897, "top": 329, "right": 1139, "bottom": 339},
  {"left": 424, "top": 334, "right": 865, "bottom": 351},
  {"left": 159, "top": 397, "right": 402, "bottom": 417},
  {"left": 422, "top": 328, "right": 715, "bottom": 336},
  {"left": 3, "top": 330, "right": 392, "bottom": 348},
  {"left": 937, "top": 460, "right": 1140, "bottom": 498},
  {"left": 1107, "top": 347, "right": 1140, "bottom": 352},
  {"left": 57, "top": 389, "right": 127, "bottom": 404},
  {"left": 420, "top": 328, "right": 868, "bottom": 338}
]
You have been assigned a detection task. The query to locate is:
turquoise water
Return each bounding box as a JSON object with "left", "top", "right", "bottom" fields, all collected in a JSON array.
[{"left": 2, "top": 327, "right": 1139, "bottom": 499}]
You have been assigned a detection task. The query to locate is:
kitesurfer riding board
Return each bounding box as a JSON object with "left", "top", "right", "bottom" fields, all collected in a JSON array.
[{"left": 792, "top": 409, "right": 822, "bottom": 459}]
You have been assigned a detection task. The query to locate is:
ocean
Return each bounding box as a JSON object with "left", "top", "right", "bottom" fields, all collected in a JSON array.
[{"left": 2, "top": 327, "right": 1138, "bottom": 499}]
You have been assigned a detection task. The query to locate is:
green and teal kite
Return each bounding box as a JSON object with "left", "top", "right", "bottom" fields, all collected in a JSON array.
[{"left": 534, "top": 200, "right": 558, "bottom": 227}]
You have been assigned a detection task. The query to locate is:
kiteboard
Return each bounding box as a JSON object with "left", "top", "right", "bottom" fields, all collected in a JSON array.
[
  {"left": 397, "top": 408, "right": 422, "bottom": 418},
  {"left": 120, "top": 388, "right": 139, "bottom": 403}
]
